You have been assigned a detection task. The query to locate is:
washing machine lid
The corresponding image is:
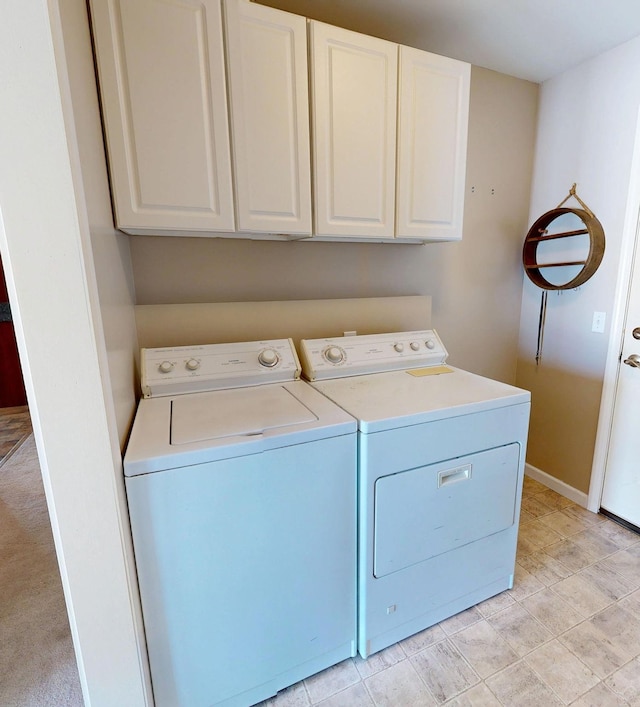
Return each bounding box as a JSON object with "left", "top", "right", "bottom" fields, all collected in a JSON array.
[
  {"left": 171, "top": 385, "right": 316, "bottom": 444},
  {"left": 312, "top": 367, "right": 530, "bottom": 433},
  {"left": 124, "top": 380, "right": 356, "bottom": 476}
]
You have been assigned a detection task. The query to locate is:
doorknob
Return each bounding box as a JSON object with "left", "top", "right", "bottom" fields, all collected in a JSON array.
[
  {"left": 633, "top": 327, "right": 640, "bottom": 340},
  {"left": 624, "top": 353, "right": 640, "bottom": 368}
]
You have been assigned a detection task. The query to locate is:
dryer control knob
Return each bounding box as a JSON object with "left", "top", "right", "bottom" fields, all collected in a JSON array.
[
  {"left": 425, "top": 339, "right": 436, "bottom": 350},
  {"left": 394, "top": 343, "right": 405, "bottom": 353},
  {"left": 158, "top": 360, "right": 174, "bottom": 374},
  {"left": 185, "top": 358, "right": 200, "bottom": 371},
  {"left": 258, "top": 348, "right": 279, "bottom": 367},
  {"left": 325, "top": 346, "right": 344, "bottom": 364},
  {"left": 410, "top": 341, "right": 420, "bottom": 351}
]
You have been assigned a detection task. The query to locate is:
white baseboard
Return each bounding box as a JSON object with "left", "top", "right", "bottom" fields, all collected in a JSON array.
[{"left": 525, "top": 463, "right": 589, "bottom": 509}]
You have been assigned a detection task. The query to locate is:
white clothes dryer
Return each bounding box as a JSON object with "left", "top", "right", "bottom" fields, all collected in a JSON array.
[
  {"left": 124, "top": 339, "right": 357, "bottom": 707},
  {"left": 299, "top": 331, "right": 531, "bottom": 658}
]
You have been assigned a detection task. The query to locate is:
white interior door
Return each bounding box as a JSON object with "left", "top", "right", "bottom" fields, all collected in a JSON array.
[{"left": 601, "top": 217, "right": 640, "bottom": 529}]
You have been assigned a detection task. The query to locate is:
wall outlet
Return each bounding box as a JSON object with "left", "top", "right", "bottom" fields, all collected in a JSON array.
[{"left": 592, "top": 311, "right": 606, "bottom": 333}]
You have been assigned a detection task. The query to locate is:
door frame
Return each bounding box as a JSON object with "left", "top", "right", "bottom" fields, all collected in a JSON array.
[
  {"left": 0, "top": 1, "right": 150, "bottom": 704},
  {"left": 0, "top": 252, "right": 28, "bottom": 407},
  {"left": 588, "top": 104, "right": 640, "bottom": 512}
]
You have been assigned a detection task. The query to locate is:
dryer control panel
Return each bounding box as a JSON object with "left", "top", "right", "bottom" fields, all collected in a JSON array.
[
  {"left": 299, "top": 330, "right": 448, "bottom": 381},
  {"left": 141, "top": 339, "right": 301, "bottom": 398}
]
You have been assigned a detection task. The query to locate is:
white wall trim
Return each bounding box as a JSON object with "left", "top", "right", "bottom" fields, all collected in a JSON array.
[
  {"left": 525, "top": 463, "right": 589, "bottom": 508},
  {"left": 588, "top": 104, "right": 640, "bottom": 513},
  {"left": 0, "top": 1, "right": 149, "bottom": 704}
]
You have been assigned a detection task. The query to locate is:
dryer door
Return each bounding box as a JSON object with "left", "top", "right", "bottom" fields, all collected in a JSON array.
[{"left": 373, "top": 443, "right": 520, "bottom": 578}]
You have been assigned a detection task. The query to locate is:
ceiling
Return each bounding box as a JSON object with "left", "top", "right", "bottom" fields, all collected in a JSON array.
[{"left": 258, "top": 0, "right": 640, "bottom": 83}]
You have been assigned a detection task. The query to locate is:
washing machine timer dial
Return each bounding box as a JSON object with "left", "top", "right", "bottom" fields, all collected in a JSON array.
[
  {"left": 258, "top": 348, "right": 279, "bottom": 367},
  {"left": 158, "top": 360, "right": 174, "bottom": 374},
  {"left": 324, "top": 346, "right": 346, "bottom": 364}
]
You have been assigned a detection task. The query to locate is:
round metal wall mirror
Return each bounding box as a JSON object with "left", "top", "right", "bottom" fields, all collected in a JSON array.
[
  {"left": 523, "top": 206, "right": 605, "bottom": 291},
  {"left": 523, "top": 186, "right": 606, "bottom": 364}
]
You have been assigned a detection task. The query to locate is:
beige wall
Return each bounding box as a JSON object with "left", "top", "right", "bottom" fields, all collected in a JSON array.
[
  {"left": 256, "top": 0, "right": 467, "bottom": 58},
  {"left": 131, "top": 66, "right": 538, "bottom": 385},
  {"left": 516, "top": 36, "right": 640, "bottom": 495}
]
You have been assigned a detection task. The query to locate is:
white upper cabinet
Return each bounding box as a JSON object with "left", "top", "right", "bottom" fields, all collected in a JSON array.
[
  {"left": 396, "top": 47, "right": 470, "bottom": 241},
  {"left": 224, "top": 0, "right": 312, "bottom": 235},
  {"left": 90, "top": 2, "right": 470, "bottom": 242},
  {"left": 310, "top": 22, "right": 398, "bottom": 239},
  {"left": 90, "top": 0, "right": 235, "bottom": 235}
]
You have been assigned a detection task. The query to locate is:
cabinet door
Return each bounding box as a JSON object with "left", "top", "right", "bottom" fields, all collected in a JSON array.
[
  {"left": 90, "top": 0, "right": 235, "bottom": 234},
  {"left": 310, "top": 22, "right": 398, "bottom": 238},
  {"left": 396, "top": 47, "right": 470, "bottom": 241},
  {"left": 224, "top": 0, "right": 311, "bottom": 235}
]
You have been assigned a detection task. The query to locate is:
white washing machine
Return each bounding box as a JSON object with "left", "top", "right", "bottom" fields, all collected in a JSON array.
[
  {"left": 123, "top": 339, "right": 357, "bottom": 707},
  {"left": 299, "top": 330, "right": 531, "bottom": 658}
]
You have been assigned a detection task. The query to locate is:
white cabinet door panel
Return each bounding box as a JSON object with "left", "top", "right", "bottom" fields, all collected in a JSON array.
[
  {"left": 396, "top": 47, "right": 470, "bottom": 240},
  {"left": 224, "top": 0, "right": 311, "bottom": 234},
  {"left": 310, "top": 22, "right": 398, "bottom": 238},
  {"left": 91, "top": 0, "right": 235, "bottom": 233}
]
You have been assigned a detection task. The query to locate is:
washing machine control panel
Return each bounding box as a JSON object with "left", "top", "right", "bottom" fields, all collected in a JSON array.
[
  {"left": 299, "top": 330, "right": 448, "bottom": 381},
  {"left": 141, "top": 339, "right": 301, "bottom": 398}
]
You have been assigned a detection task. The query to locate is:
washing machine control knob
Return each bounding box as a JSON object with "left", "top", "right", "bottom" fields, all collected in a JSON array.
[
  {"left": 185, "top": 358, "right": 200, "bottom": 371},
  {"left": 258, "top": 348, "right": 279, "bottom": 367},
  {"left": 158, "top": 360, "right": 174, "bottom": 374},
  {"left": 324, "top": 346, "right": 345, "bottom": 364},
  {"left": 394, "top": 343, "right": 404, "bottom": 353},
  {"left": 410, "top": 341, "right": 420, "bottom": 351},
  {"left": 425, "top": 339, "right": 436, "bottom": 350}
]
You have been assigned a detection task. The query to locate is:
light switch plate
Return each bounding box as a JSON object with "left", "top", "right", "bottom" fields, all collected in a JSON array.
[{"left": 592, "top": 311, "right": 606, "bottom": 333}]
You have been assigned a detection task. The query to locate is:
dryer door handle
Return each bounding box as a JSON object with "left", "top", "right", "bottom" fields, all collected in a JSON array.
[{"left": 438, "top": 464, "right": 472, "bottom": 488}]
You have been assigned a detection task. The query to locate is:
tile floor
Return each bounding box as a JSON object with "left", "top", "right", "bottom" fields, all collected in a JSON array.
[
  {"left": 259, "top": 477, "right": 640, "bottom": 706},
  {"left": 0, "top": 405, "right": 32, "bottom": 466}
]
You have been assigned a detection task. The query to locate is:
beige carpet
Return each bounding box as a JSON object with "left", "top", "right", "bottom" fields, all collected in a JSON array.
[
  {"left": 0, "top": 434, "right": 83, "bottom": 706},
  {"left": 0, "top": 406, "right": 32, "bottom": 467}
]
